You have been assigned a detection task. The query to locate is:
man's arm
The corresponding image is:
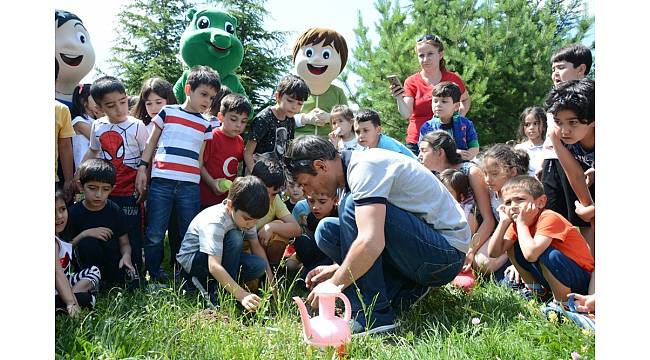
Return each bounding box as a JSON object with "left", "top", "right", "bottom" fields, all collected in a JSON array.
[{"left": 330, "top": 203, "right": 386, "bottom": 289}]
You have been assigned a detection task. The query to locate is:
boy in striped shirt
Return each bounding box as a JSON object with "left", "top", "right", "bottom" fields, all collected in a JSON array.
[{"left": 136, "top": 65, "right": 220, "bottom": 282}]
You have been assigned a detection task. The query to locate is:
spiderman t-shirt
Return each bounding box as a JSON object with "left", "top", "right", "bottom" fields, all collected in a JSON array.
[{"left": 89, "top": 116, "right": 149, "bottom": 196}]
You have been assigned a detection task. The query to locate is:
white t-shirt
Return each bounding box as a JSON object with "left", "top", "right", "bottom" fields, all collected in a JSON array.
[
  {"left": 515, "top": 141, "right": 544, "bottom": 177},
  {"left": 71, "top": 115, "right": 94, "bottom": 169}
]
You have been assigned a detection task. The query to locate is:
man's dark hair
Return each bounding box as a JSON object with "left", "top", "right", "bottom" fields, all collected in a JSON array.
[
  {"left": 220, "top": 93, "right": 252, "bottom": 116},
  {"left": 551, "top": 43, "right": 593, "bottom": 76},
  {"left": 186, "top": 65, "right": 221, "bottom": 92},
  {"left": 432, "top": 81, "right": 462, "bottom": 103},
  {"left": 354, "top": 108, "right": 381, "bottom": 127},
  {"left": 284, "top": 135, "right": 338, "bottom": 178},
  {"left": 276, "top": 74, "right": 310, "bottom": 102},
  {"left": 77, "top": 159, "right": 116, "bottom": 186},
  {"left": 544, "top": 78, "right": 595, "bottom": 124},
  {"left": 228, "top": 176, "right": 270, "bottom": 219},
  {"left": 90, "top": 76, "right": 126, "bottom": 104},
  {"left": 251, "top": 158, "right": 286, "bottom": 190}
]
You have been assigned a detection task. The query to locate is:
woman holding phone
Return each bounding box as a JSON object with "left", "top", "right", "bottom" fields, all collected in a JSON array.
[{"left": 390, "top": 34, "right": 471, "bottom": 155}]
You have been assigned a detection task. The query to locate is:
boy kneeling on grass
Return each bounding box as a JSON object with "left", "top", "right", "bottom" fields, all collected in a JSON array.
[
  {"left": 487, "top": 175, "right": 594, "bottom": 304},
  {"left": 176, "top": 176, "right": 272, "bottom": 311}
]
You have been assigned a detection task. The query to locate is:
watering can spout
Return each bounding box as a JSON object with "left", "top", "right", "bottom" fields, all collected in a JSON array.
[{"left": 293, "top": 296, "right": 313, "bottom": 339}]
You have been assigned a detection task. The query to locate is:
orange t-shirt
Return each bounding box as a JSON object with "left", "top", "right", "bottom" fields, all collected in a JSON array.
[{"left": 505, "top": 209, "right": 594, "bottom": 272}]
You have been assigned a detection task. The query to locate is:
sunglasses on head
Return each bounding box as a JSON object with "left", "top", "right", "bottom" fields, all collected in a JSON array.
[
  {"left": 417, "top": 34, "right": 441, "bottom": 43},
  {"left": 282, "top": 156, "right": 313, "bottom": 173}
]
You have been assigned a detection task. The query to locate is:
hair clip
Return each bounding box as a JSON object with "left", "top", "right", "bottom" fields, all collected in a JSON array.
[{"left": 78, "top": 83, "right": 84, "bottom": 94}]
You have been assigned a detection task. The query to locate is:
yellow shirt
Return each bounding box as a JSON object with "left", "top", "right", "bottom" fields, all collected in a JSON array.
[
  {"left": 256, "top": 195, "right": 291, "bottom": 229},
  {"left": 55, "top": 101, "right": 74, "bottom": 182}
]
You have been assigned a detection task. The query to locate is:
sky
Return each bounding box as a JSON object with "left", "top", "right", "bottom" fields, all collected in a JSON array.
[{"left": 54, "top": 0, "right": 594, "bottom": 92}]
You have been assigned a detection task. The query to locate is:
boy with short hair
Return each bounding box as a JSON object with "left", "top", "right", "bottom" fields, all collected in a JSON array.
[
  {"left": 244, "top": 74, "right": 310, "bottom": 173},
  {"left": 176, "top": 176, "right": 271, "bottom": 311},
  {"left": 418, "top": 82, "right": 479, "bottom": 160},
  {"left": 488, "top": 175, "right": 594, "bottom": 302},
  {"left": 251, "top": 159, "right": 303, "bottom": 266},
  {"left": 136, "top": 65, "right": 220, "bottom": 282},
  {"left": 354, "top": 109, "right": 417, "bottom": 159},
  {"left": 68, "top": 159, "right": 136, "bottom": 286},
  {"left": 545, "top": 78, "right": 595, "bottom": 253},
  {"left": 200, "top": 93, "right": 252, "bottom": 208},
  {"left": 82, "top": 76, "right": 149, "bottom": 272}
]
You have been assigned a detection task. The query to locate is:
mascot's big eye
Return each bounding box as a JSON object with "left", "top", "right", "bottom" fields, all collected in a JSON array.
[
  {"left": 197, "top": 16, "right": 210, "bottom": 29},
  {"left": 225, "top": 21, "right": 235, "bottom": 34},
  {"left": 304, "top": 47, "right": 314, "bottom": 58},
  {"left": 322, "top": 49, "right": 332, "bottom": 60},
  {"left": 76, "top": 31, "right": 86, "bottom": 44}
]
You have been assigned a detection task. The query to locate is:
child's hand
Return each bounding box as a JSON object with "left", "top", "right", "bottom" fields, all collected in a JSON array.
[
  {"left": 135, "top": 168, "right": 148, "bottom": 195},
  {"left": 66, "top": 302, "right": 81, "bottom": 318},
  {"left": 568, "top": 293, "right": 595, "bottom": 313},
  {"left": 497, "top": 205, "right": 512, "bottom": 224},
  {"left": 516, "top": 202, "right": 537, "bottom": 226},
  {"left": 462, "top": 250, "right": 475, "bottom": 272},
  {"left": 119, "top": 254, "right": 135, "bottom": 273},
  {"left": 574, "top": 201, "right": 595, "bottom": 222},
  {"left": 82, "top": 227, "right": 113, "bottom": 241},
  {"left": 504, "top": 265, "right": 522, "bottom": 285},
  {"left": 240, "top": 292, "right": 261, "bottom": 311},
  {"left": 584, "top": 167, "right": 595, "bottom": 187},
  {"left": 257, "top": 224, "right": 274, "bottom": 247},
  {"left": 457, "top": 149, "right": 472, "bottom": 161},
  {"left": 136, "top": 189, "right": 147, "bottom": 204}
]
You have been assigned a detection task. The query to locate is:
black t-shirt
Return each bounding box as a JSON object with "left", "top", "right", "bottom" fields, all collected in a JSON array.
[
  {"left": 306, "top": 207, "right": 339, "bottom": 233},
  {"left": 68, "top": 199, "right": 128, "bottom": 245},
  {"left": 284, "top": 198, "right": 296, "bottom": 213},
  {"left": 249, "top": 107, "right": 295, "bottom": 159}
]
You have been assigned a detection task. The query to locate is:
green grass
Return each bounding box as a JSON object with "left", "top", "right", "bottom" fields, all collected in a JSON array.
[{"left": 55, "top": 271, "right": 595, "bottom": 359}]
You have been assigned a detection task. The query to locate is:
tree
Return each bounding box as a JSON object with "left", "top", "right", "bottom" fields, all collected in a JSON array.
[
  {"left": 349, "top": 0, "right": 594, "bottom": 144},
  {"left": 110, "top": 0, "right": 190, "bottom": 95}
]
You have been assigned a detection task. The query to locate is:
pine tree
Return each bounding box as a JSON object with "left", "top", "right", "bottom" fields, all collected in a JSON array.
[
  {"left": 350, "top": 0, "right": 594, "bottom": 144},
  {"left": 109, "top": 0, "right": 191, "bottom": 95}
]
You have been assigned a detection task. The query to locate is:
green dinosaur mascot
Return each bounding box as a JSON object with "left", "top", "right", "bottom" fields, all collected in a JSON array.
[
  {"left": 174, "top": 6, "right": 245, "bottom": 103},
  {"left": 292, "top": 27, "right": 349, "bottom": 137}
]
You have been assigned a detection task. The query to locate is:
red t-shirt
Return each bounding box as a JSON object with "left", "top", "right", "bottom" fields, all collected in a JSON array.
[
  {"left": 199, "top": 128, "right": 244, "bottom": 207},
  {"left": 505, "top": 209, "right": 594, "bottom": 272},
  {"left": 403, "top": 70, "right": 466, "bottom": 144}
]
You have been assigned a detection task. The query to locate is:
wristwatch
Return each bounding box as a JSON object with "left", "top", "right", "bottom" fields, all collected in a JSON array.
[{"left": 138, "top": 159, "right": 149, "bottom": 168}]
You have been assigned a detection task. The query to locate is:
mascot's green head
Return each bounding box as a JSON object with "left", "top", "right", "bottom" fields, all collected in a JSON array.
[{"left": 180, "top": 7, "right": 244, "bottom": 77}]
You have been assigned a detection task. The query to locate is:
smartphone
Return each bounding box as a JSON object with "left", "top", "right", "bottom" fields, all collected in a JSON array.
[{"left": 386, "top": 74, "right": 402, "bottom": 88}]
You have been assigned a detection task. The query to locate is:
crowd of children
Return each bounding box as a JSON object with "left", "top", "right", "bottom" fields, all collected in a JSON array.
[{"left": 54, "top": 42, "right": 595, "bottom": 332}]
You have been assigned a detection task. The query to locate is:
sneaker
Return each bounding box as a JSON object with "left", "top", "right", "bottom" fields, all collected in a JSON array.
[
  {"left": 518, "top": 284, "right": 552, "bottom": 302},
  {"left": 350, "top": 308, "right": 397, "bottom": 336}
]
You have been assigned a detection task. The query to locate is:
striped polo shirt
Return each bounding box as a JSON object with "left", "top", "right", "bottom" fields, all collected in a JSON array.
[{"left": 151, "top": 105, "right": 212, "bottom": 183}]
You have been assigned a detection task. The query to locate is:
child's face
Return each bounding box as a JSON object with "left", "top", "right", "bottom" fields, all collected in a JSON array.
[
  {"left": 230, "top": 207, "right": 258, "bottom": 230},
  {"left": 220, "top": 111, "right": 248, "bottom": 137},
  {"left": 266, "top": 185, "right": 283, "bottom": 202},
  {"left": 482, "top": 157, "right": 513, "bottom": 194},
  {"left": 418, "top": 142, "right": 444, "bottom": 172},
  {"left": 553, "top": 109, "right": 594, "bottom": 145},
  {"left": 354, "top": 121, "right": 381, "bottom": 148},
  {"left": 81, "top": 181, "right": 114, "bottom": 211},
  {"left": 307, "top": 193, "right": 337, "bottom": 220},
  {"left": 85, "top": 96, "right": 102, "bottom": 119},
  {"left": 416, "top": 42, "right": 443, "bottom": 71},
  {"left": 275, "top": 93, "right": 304, "bottom": 118},
  {"left": 96, "top": 91, "right": 129, "bottom": 123},
  {"left": 551, "top": 60, "right": 586, "bottom": 85},
  {"left": 523, "top": 114, "right": 543, "bottom": 141},
  {"left": 330, "top": 113, "right": 353, "bottom": 138},
  {"left": 145, "top": 92, "right": 168, "bottom": 119},
  {"left": 286, "top": 181, "right": 304, "bottom": 202},
  {"left": 501, "top": 188, "right": 542, "bottom": 222},
  {"left": 185, "top": 84, "right": 218, "bottom": 114},
  {"left": 431, "top": 96, "right": 459, "bottom": 121},
  {"left": 55, "top": 198, "right": 68, "bottom": 234}
]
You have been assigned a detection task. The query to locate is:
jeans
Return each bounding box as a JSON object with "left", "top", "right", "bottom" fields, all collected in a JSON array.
[
  {"left": 315, "top": 193, "right": 464, "bottom": 327},
  {"left": 184, "top": 229, "right": 267, "bottom": 294},
  {"left": 144, "top": 178, "right": 200, "bottom": 278},
  {"left": 512, "top": 242, "right": 591, "bottom": 295},
  {"left": 293, "top": 234, "right": 333, "bottom": 279}
]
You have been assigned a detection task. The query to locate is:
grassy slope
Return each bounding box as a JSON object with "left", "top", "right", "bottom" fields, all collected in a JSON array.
[{"left": 55, "top": 274, "right": 595, "bottom": 360}]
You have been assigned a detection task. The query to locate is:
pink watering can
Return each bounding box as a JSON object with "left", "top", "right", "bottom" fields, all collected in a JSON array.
[{"left": 293, "top": 282, "right": 352, "bottom": 351}]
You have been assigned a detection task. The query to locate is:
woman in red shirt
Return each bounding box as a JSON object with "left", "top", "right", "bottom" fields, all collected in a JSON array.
[{"left": 390, "top": 34, "right": 471, "bottom": 155}]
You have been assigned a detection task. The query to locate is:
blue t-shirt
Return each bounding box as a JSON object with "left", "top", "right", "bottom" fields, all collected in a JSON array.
[
  {"left": 419, "top": 114, "right": 479, "bottom": 150},
  {"left": 374, "top": 134, "right": 417, "bottom": 159}
]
